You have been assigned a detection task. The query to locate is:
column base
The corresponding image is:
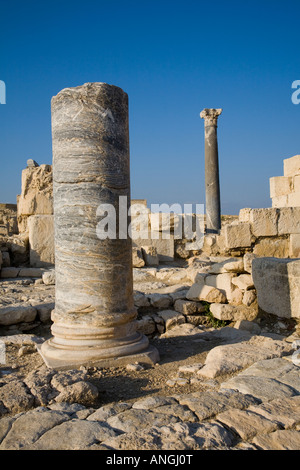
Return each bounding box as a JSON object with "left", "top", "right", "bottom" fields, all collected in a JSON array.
[{"left": 37, "top": 337, "right": 160, "bottom": 370}]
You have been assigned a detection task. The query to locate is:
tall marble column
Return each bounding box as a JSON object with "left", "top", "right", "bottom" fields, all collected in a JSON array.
[
  {"left": 40, "top": 82, "right": 159, "bottom": 369},
  {"left": 200, "top": 108, "right": 222, "bottom": 233}
]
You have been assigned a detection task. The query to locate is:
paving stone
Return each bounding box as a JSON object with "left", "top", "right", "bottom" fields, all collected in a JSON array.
[
  {"left": 248, "top": 396, "right": 300, "bottom": 428},
  {"left": 221, "top": 375, "right": 298, "bottom": 402},
  {"left": 132, "top": 396, "right": 177, "bottom": 410},
  {"left": 216, "top": 408, "right": 279, "bottom": 441},
  {"left": 177, "top": 390, "right": 259, "bottom": 421},
  {"left": 27, "top": 418, "right": 120, "bottom": 450},
  {"left": 107, "top": 408, "right": 179, "bottom": 433},
  {"left": 0, "top": 407, "right": 70, "bottom": 450},
  {"left": 252, "top": 430, "right": 300, "bottom": 450}
]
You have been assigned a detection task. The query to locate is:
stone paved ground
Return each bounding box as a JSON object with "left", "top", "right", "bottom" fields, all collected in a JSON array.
[{"left": 0, "top": 265, "right": 300, "bottom": 451}]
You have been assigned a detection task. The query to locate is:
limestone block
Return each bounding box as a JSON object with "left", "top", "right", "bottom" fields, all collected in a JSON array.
[
  {"left": 287, "top": 191, "right": 300, "bottom": 207},
  {"left": 133, "top": 232, "right": 174, "bottom": 262},
  {"left": 157, "top": 309, "right": 186, "bottom": 330},
  {"left": 283, "top": 154, "right": 300, "bottom": 177},
  {"left": 0, "top": 305, "right": 37, "bottom": 325},
  {"left": 249, "top": 208, "right": 278, "bottom": 237},
  {"left": 270, "top": 177, "right": 293, "bottom": 198},
  {"left": 132, "top": 247, "right": 145, "bottom": 267},
  {"left": 42, "top": 269, "right": 56, "bottom": 285},
  {"left": 187, "top": 285, "right": 226, "bottom": 303},
  {"left": 252, "top": 257, "right": 300, "bottom": 318},
  {"left": 272, "top": 195, "right": 289, "bottom": 208},
  {"left": 207, "top": 258, "right": 244, "bottom": 274},
  {"left": 239, "top": 208, "right": 251, "bottom": 223},
  {"left": 253, "top": 237, "right": 289, "bottom": 258},
  {"left": 210, "top": 303, "right": 257, "bottom": 322},
  {"left": 231, "top": 274, "right": 254, "bottom": 291},
  {"left": 277, "top": 207, "right": 300, "bottom": 235},
  {"left": 141, "top": 246, "right": 159, "bottom": 266},
  {"left": 224, "top": 223, "right": 252, "bottom": 249},
  {"left": 0, "top": 267, "right": 20, "bottom": 278},
  {"left": 293, "top": 175, "right": 300, "bottom": 193},
  {"left": 17, "top": 165, "right": 53, "bottom": 217},
  {"left": 205, "top": 273, "right": 236, "bottom": 302},
  {"left": 289, "top": 234, "right": 300, "bottom": 258},
  {"left": 28, "top": 215, "right": 55, "bottom": 268},
  {"left": 243, "top": 253, "right": 257, "bottom": 274},
  {"left": 174, "top": 299, "right": 206, "bottom": 315}
]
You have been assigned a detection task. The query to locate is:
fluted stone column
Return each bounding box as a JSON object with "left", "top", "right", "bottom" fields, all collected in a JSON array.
[
  {"left": 40, "top": 82, "right": 159, "bottom": 369},
  {"left": 200, "top": 108, "right": 222, "bottom": 233}
]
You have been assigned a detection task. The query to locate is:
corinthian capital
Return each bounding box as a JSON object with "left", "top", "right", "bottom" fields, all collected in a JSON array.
[{"left": 200, "top": 108, "right": 222, "bottom": 126}]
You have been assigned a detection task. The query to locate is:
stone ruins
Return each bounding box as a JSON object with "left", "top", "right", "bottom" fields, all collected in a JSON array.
[{"left": 0, "top": 83, "right": 299, "bottom": 451}]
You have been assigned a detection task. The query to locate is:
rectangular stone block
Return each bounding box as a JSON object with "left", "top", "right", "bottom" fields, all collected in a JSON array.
[
  {"left": 249, "top": 208, "right": 278, "bottom": 237},
  {"left": 205, "top": 273, "right": 236, "bottom": 303},
  {"left": 272, "top": 195, "right": 289, "bottom": 208},
  {"left": 252, "top": 257, "right": 300, "bottom": 318},
  {"left": 270, "top": 176, "right": 293, "bottom": 198},
  {"left": 28, "top": 215, "right": 55, "bottom": 268},
  {"left": 133, "top": 231, "right": 174, "bottom": 262},
  {"left": 287, "top": 191, "right": 300, "bottom": 207},
  {"left": 277, "top": 207, "right": 300, "bottom": 235},
  {"left": 289, "top": 234, "right": 300, "bottom": 258},
  {"left": 238, "top": 208, "right": 251, "bottom": 223},
  {"left": 283, "top": 154, "right": 300, "bottom": 177},
  {"left": 224, "top": 223, "right": 252, "bottom": 249}
]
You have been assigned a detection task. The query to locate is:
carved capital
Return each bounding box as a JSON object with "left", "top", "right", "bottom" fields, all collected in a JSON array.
[{"left": 200, "top": 108, "right": 222, "bottom": 126}]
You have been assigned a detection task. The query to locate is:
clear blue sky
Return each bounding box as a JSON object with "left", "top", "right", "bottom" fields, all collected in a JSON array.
[{"left": 0, "top": 0, "right": 299, "bottom": 214}]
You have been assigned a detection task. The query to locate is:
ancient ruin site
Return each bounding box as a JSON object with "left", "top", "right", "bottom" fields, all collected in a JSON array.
[{"left": 0, "top": 81, "right": 299, "bottom": 453}]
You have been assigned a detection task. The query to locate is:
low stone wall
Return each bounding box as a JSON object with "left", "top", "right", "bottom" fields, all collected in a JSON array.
[{"left": 203, "top": 207, "right": 300, "bottom": 259}]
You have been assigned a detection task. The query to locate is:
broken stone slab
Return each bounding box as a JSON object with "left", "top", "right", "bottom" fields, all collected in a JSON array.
[
  {"left": 237, "top": 357, "right": 300, "bottom": 393},
  {"left": 0, "top": 305, "right": 37, "bottom": 325},
  {"left": 0, "top": 408, "right": 71, "bottom": 450},
  {"left": 18, "top": 267, "right": 45, "bottom": 278},
  {"left": 243, "top": 253, "right": 257, "bottom": 274},
  {"left": 174, "top": 299, "right": 206, "bottom": 315},
  {"left": 210, "top": 303, "right": 257, "bottom": 322},
  {"left": 186, "top": 284, "right": 226, "bottom": 303},
  {"left": 207, "top": 258, "right": 244, "bottom": 274},
  {"left": 106, "top": 408, "right": 179, "bottom": 434},
  {"left": 220, "top": 376, "right": 298, "bottom": 402},
  {"left": 133, "top": 291, "right": 150, "bottom": 308},
  {"left": 0, "top": 378, "right": 35, "bottom": 415},
  {"left": 26, "top": 418, "right": 120, "bottom": 450},
  {"left": 28, "top": 215, "right": 55, "bottom": 268},
  {"left": 252, "top": 257, "right": 300, "bottom": 319},
  {"left": 205, "top": 273, "right": 236, "bottom": 302},
  {"left": 234, "top": 320, "right": 261, "bottom": 335},
  {"left": 231, "top": 274, "right": 254, "bottom": 291},
  {"left": 132, "top": 247, "right": 145, "bottom": 267},
  {"left": 177, "top": 390, "right": 258, "bottom": 422},
  {"left": 197, "top": 334, "right": 293, "bottom": 379},
  {"left": 157, "top": 309, "right": 186, "bottom": 330},
  {"left": 141, "top": 246, "right": 159, "bottom": 266},
  {"left": 0, "top": 267, "right": 20, "bottom": 278},
  {"left": 216, "top": 408, "right": 279, "bottom": 441},
  {"left": 148, "top": 293, "right": 172, "bottom": 309},
  {"left": 252, "top": 429, "right": 300, "bottom": 451},
  {"left": 42, "top": 270, "right": 55, "bottom": 285},
  {"left": 248, "top": 395, "right": 300, "bottom": 429}
]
